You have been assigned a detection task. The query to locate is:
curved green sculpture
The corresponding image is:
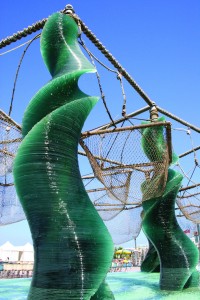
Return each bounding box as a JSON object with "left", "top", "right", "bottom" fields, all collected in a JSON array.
[
  {"left": 140, "top": 238, "right": 160, "bottom": 273},
  {"left": 141, "top": 119, "right": 199, "bottom": 290},
  {"left": 13, "top": 12, "right": 114, "bottom": 299},
  {"left": 140, "top": 210, "right": 160, "bottom": 273}
]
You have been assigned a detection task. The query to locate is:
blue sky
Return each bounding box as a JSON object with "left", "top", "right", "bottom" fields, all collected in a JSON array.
[{"left": 0, "top": 1, "right": 200, "bottom": 247}]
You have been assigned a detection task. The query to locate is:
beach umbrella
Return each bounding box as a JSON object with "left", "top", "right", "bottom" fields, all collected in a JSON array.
[
  {"left": 115, "top": 249, "right": 131, "bottom": 255},
  {"left": 123, "top": 259, "right": 129, "bottom": 263}
]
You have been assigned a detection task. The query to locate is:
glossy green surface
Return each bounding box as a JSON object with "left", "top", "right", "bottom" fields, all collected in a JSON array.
[
  {"left": 141, "top": 239, "right": 160, "bottom": 273},
  {"left": 13, "top": 12, "right": 114, "bottom": 299},
  {"left": 141, "top": 120, "right": 199, "bottom": 290}
]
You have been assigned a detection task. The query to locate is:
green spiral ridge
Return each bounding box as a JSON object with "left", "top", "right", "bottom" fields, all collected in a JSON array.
[
  {"left": 141, "top": 122, "right": 199, "bottom": 290},
  {"left": 140, "top": 239, "right": 160, "bottom": 273},
  {"left": 13, "top": 13, "right": 114, "bottom": 299}
]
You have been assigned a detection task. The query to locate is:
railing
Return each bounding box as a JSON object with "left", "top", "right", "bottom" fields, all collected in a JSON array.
[
  {"left": 0, "top": 269, "right": 33, "bottom": 279},
  {"left": 109, "top": 262, "right": 140, "bottom": 273}
]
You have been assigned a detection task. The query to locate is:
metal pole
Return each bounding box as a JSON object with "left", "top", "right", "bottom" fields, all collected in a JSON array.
[
  {"left": 81, "top": 121, "right": 171, "bottom": 137},
  {"left": 0, "top": 109, "right": 21, "bottom": 130},
  {"left": 179, "top": 145, "right": 200, "bottom": 158},
  {"left": 134, "top": 238, "right": 137, "bottom": 249},
  {"left": 90, "top": 106, "right": 150, "bottom": 131},
  {"left": 179, "top": 183, "right": 200, "bottom": 192},
  {"left": 157, "top": 106, "right": 200, "bottom": 133}
]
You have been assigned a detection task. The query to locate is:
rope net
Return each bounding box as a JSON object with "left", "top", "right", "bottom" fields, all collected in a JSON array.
[
  {"left": 80, "top": 122, "right": 171, "bottom": 207},
  {"left": 83, "top": 176, "right": 143, "bottom": 244},
  {"left": 177, "top": 186, "right": 200, "bottom": 224},
  {"left": 0, "top": 111, "right": 25, "bottom": 224},
  {"left": 104, "top": 207, "right": 143, "bottom": 245},
  {"left": 173, "top": 130, "right": 200, "bottom": 224}
]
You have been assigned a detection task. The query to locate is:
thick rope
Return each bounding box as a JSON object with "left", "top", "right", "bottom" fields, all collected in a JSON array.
[
  {"left": 2, "top": 7, "right": 200, "bottom": 131},
  {"left": 73, "top": 13, "right": 154, "bottom": 107},
  {"left": 0, "top": 5, "right": 72, "bottom": 49},
  {"left": 0, "top": 8, "right": 154, "bottom": 107},
  {"left": 0, "top": 19, "right": 46, "bottom": 49}
]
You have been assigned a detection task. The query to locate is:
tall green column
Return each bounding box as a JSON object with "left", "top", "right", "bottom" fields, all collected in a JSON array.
[
  {"left": 141, "top": 120, "right": 199, "bottom": 290},
  {"left": 141, "top": 238, "right": 160, "bottom": 273},
  {"left": 13, "top": 12, "right": 114, "bottom": 299}
]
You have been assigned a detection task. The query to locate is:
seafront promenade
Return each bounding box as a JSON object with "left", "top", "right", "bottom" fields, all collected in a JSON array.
[
  {"left": 0, "top": 262, "right": 33, "bottom": 279},
  {"left": 0, "top": 268, "right": 33, "bottom": 279},
  {"left": 0, "top": 263, "right": 140, "bottom": 279},
  {"left": 110, "top": 265, "right": 140, "bottom": 273}
]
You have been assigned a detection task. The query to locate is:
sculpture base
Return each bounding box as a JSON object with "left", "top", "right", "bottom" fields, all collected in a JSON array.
[
  {"left": 109, "top": 271, "right": 200, "bottom": 299},
  {"left": 1, "top": 271, "right": 200, "bottom": 300}
]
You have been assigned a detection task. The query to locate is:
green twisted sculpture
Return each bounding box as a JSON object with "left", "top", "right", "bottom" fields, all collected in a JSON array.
[
  {"left": 141, "top": 118, "right": 199, "bottom": 290},
  {"left": 140, "top": 238, "right": 160, "bottom": 273},
  {"left": 13, "top": 12, "right": 114, "bottom": 299}
]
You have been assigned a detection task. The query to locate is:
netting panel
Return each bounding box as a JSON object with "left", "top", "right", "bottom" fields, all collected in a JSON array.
[
  {"left": 88, "top": 188, "right": 125, "bottom": 220},
  {"left": 104, "top": 206, "right": 143, "bottom": 245},
  {"left": 0, "top": 113, "right": 25, "bottom": 224},
  {"left": 177, "top": 187, "right": 200, "bottom": 224},
  {"left": 0, "top": 120, "right": 21, "bottom": 176},
  {"left": 0, "top": 179, "right": 25, "bottom": 225},
  {"left": 83, "top": 176, "right": 143, "bottom": 244},
  {"left": 81, "top": 123, "right": 170, "bottom": 205}
]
